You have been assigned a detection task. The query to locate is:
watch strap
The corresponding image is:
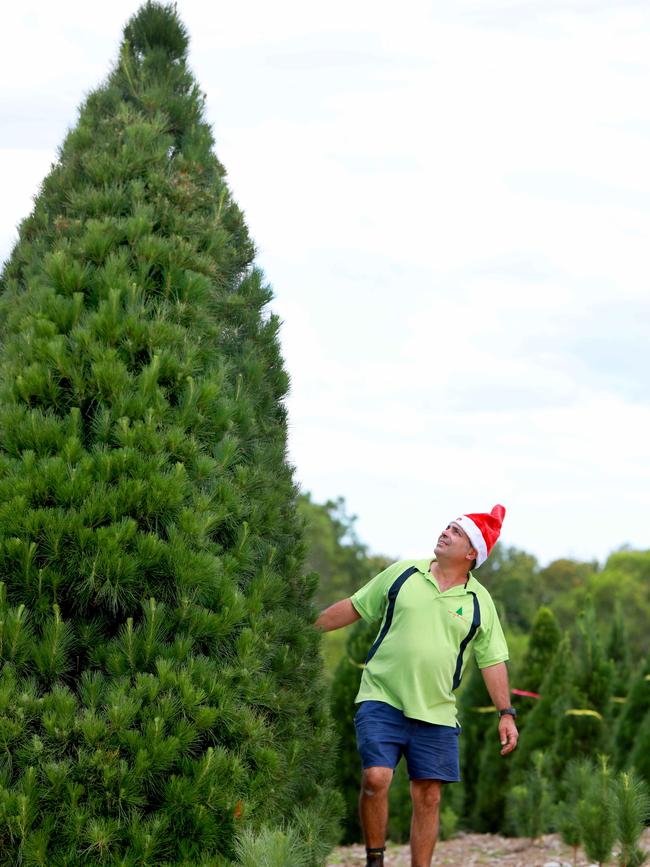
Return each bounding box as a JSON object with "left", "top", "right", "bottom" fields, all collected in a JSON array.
[{"left": 498, "top": 706, "right": 517, "bottom": 718}]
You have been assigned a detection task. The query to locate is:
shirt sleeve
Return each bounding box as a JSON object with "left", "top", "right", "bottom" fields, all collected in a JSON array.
[
  {"left": 350, "top": 561, "right": 407, "bottom": 624},
  {"left": 473, "top": 592, "right": 509, "bottom": 669}
]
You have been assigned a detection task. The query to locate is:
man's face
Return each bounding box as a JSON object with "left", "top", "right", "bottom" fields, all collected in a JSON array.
[{"left": 434, "top": 521, "right": 476, "bottom": 564}]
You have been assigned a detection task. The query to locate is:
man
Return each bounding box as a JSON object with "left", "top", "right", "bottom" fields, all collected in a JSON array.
[{"left": 315, "top": 504, "right": 518, "bottom": 867}]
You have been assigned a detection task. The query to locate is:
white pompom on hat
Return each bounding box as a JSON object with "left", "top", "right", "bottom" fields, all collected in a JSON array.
[{"left": 453, "top": 504, "right": 506, "bottom": 568}]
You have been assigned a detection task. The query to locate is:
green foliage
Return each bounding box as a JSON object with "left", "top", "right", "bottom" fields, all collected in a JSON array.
[
  {"left": 558, "top": 760, "right": 649, "bottom": 867},
  {"left": 511, "top": 602, "right": 611, "bottom": 787},
  {"left": 550, "top": 604, "right": 612, "bottom": 777},
  {"left": 478, "top": 548, "right": 650, "bottom": 665},
  {"left": 535, "top": 558, "right": 596, "bottom": 619},
  {"left": 576, "top": 757, "right": 616, "bottom": 867},
  {"left": 0, "top": 2, "right": 340, "bottom": 862},
  {"left": 123, "top": 0, "right": 190, "bottom": 60},
  {"left": 298, "top": 494, "right": 390, "bottom": 610},
  {"left": 387, "top": 761, "right": 411, "bottom": 844},
  {"left": 612, "top": 770, "right": 650, "bottom": 867},
  {"left": 234, "top": 825, "right": 308, "bottom": 867},
  {"left": 581, "top": 552, "right": 650, "bottom": 662},
  {"left": 519, "top": 606, "right": 561, "bottom": 694},
  {"left": 474, "top": 545, "right": 538, "bottom": 632},
  {"left": 511, "top": 634, "right": 573, "bottom": 774},
  {"left": 557, "top": 758, "right": 593, "bottom": 854},
  {"left": 299, "top": 494, "right": 390, "bottom": 680},
  {"left": 615, "top": 659, "right": 650, "bottom": 770},
  {"left": 607, "top": 601, "right": 632, "bottom": 707},
  {"left": 573, "top": 602, "right": 615, "bottom": 715},
  {"left": 456, "top": 661, "right": 495, "bottom": 825},
  {"left": 439, "top": 804, "right": 459, "bottom": 841},
  {"left": 471, "top": 721, "right": 511, "bottom": 832},
  {"left": 628, "top": 707, "right": 650, "bottom": 789},
  {"left": 505, "top": 753, "right": 552, "bottom": 840},
  {"left": 514, "top": 605, "right": 561, "bottom": 734}
]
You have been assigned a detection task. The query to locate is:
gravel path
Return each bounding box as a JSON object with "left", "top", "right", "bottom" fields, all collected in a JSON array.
[{"left": 327, "top": 829, "right": 650, "bottom": 866}]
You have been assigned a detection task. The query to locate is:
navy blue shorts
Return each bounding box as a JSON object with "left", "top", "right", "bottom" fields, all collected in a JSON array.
[{"left": 354, "top": 700, "right": 461, "bottom": 782}]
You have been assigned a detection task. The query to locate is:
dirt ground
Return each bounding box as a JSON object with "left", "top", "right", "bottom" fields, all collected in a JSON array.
[{"left": 327, "top": 828, "right": 650, "bottom": 866}]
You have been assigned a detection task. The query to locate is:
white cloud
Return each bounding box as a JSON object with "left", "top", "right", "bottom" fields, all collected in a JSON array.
[{"left": 1, "top": 1, "right": 649, "bottom": 567}]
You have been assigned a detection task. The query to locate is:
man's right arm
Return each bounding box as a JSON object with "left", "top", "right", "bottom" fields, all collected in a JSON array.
[
  {"left": 314, "top": 598, "right": 361, "bottom": 632},
  {"left": 316, "top": 560, "right": 401, "bottom": 632}
]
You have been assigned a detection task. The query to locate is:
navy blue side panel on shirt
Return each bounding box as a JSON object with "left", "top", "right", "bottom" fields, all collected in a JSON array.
[
  {"left": 365, "top": 566, "right": 418, "bottom": 664},
  {"left": 452, "top": 591, "right": 481, "bottom": 690}
]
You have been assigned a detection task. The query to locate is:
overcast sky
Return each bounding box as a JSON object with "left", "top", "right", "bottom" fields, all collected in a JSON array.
[{"left": 2, "top": 1, "right": 649, "bottom": 567}]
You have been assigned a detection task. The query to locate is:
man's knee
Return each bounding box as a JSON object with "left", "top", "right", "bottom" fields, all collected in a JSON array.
[{"left": 361, "top": 766, "right": 393, "bottom": 797}]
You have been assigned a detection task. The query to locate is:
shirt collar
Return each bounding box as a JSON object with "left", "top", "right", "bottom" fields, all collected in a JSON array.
[{"left": 415, "top": 558, "right": 478, "bottom": 593}]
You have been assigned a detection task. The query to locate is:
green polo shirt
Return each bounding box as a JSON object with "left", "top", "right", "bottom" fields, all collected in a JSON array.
[{"left": 350, "top": 558, "right": 509, "bottom": 726}]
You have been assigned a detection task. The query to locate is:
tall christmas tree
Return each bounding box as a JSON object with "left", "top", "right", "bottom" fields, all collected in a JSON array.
[{"left": 0, "top": 3, "right": 340, "bottom": 864}]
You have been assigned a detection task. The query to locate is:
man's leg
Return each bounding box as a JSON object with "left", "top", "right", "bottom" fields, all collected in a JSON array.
[
  {"left": 359, "top": 765, "right": 393, "bottom": 861},
  {"left": 409, "top": 779, "right": 442, "bottom": 867}
]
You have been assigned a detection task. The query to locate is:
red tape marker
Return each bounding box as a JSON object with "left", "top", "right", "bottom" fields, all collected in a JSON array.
[{"left": 511, "top": 688, "right": 540, "bottom": 699}]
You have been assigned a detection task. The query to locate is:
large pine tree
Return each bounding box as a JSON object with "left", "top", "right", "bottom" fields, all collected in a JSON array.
[{"left": 0, "top": 4, "right": 339, "bottom": 864}]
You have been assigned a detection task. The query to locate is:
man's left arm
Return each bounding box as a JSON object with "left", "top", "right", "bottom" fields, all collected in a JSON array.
[{"left": 480, "top": 662, "right": 519, "bottom": 755}]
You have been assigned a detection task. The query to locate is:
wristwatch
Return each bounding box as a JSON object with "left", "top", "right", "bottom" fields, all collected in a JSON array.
[{"left": 498, "top": 707, "right": 517, "bottom": 719}]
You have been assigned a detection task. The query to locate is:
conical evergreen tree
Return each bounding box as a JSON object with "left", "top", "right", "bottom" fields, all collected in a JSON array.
[
  {"left": 577, "top": 757, "right": 616, "bottom": 867},
  {"left": 469, "top": 610, "right": 558, "bottom": 833},
  {"left": 612, "top": 769, "right": 650, "bottom": 867},
  {"left": 470, "top": 727, "right": 511, "bottom": 833},
  {"left": 606, "top": 600, "right": 632, "bottom": 726},
  {"left": 0, "top": 3, "right": 340, "bottom": 864},
  {"left": 551, "top": 604, "right": 613, "bottom": 776},
  {"left": 614, "top": 656, "right": 650, "bottom": 770},
  {"left": 516, "top": 605, "right": 561, "bottom": 727},
  {"left": 457, "top": 659, "right": 495, "bottom": 826},
  {"left": 511, "top": 634, "right": 574, "bottom": 774},
  {"left": 627, "top": 707, "right": 650, "bottom": 790},
  {"left": 505, "top": 752, "right": 553, "bottom": 841},
  {"left": 557, "top": 757, "right": 593, "bottom": 865}
]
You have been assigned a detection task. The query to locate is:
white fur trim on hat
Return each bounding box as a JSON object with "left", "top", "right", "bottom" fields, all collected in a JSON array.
[{"left": 454, "top": 515, "right": 488, "bottom": 568}]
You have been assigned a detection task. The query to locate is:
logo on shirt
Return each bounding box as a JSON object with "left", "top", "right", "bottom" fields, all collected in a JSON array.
[{"left": 448, "top": 607, "right": 468, "bottom": 622}]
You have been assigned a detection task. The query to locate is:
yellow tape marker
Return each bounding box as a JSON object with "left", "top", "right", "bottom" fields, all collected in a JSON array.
[{"left": 565, "top": 709, "right": 603, "bottom": 720}]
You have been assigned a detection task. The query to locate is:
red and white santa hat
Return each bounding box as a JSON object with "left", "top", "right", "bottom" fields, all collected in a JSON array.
[{"left": 453, "top": 504, "right": 506, "bottom": 568}]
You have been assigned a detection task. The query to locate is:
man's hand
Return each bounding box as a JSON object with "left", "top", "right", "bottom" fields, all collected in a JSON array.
[{"left": 498, "top": 715, "right": 519, "bottom": 755}]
